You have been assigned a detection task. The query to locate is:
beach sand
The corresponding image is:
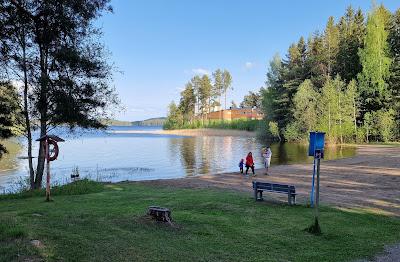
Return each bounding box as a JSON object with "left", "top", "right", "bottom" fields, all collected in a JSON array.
[{"left": 135, "top": 144, "right": 400, "bottom": 217}]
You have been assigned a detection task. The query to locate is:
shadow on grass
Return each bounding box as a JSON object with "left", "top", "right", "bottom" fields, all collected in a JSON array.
[{"left": 0, "top": 182, "right": 399, "bottom": 262}]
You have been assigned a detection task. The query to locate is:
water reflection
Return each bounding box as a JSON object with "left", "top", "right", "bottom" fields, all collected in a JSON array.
[
  {"left": 0, "top": 140, "right": 22, "bottom": 171},
  {"left": 179, "top": 138, "right": 197, "bottom": 175},
  {"left": 260, "top": 142, "right": 355, "bottom": 165},
  {"left": 167, "top": 136, "right": 356, "bottom": 177},
  {"left": 0, "top": 126, "right": 356, "bottom": 192}
]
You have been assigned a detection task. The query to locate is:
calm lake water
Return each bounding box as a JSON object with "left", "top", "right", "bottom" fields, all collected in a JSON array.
[{"left": 0, "top": 126, "right": 356, "bottom": 192}]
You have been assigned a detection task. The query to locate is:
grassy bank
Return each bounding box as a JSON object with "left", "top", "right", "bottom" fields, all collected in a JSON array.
[
  {"left": 1, "top": 181, "right": 399, "bottom": 261},
  {"left": 164, "top": 119, "right": 261, "bottom": 132}
]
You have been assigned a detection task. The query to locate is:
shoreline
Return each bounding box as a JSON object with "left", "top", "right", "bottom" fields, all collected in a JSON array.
[
  {"left": 110, "top": 128, "right": 257, "bottom": 137},
  {"left": 110, "top": 127, "right": 400, "bottom": 146}
]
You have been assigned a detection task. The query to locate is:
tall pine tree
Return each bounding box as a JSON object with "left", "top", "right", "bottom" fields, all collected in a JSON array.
[
  {"left": 306, "top": 33, "right": 328, "bottom": 89},
  {"left": 337, "top": 7, "right": 365, "bottom": 82},
  {"left": 388, "top": 8, "right": 400, "bottom": 136},
  {"left": 324, "top": 16, "right": 339, "bottom": 77},
  {"left": 358, "top": 4, "right": 392, "bottom": 115}
]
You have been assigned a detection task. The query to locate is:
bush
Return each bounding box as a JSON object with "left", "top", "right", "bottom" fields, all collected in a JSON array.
[
  {"left": 356, "top": 128, "right": 366, "bottom": 143},
  {"left": 284, "top": 122, "right": 304, "bottom": 141},
  {"left": 51, "top": 179, "right": 104, "bottom": 196},
  {"left": 375, "top": 109, "right": 396, "bottom": 142}
]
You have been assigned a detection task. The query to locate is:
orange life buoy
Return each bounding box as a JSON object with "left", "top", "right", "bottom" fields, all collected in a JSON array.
[{"left": 47, "top": 139, "right": 59, "bottom": 161}]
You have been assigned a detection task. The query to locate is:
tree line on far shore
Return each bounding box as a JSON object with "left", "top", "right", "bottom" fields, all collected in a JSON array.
[
  {"left": 262, "top": 4, "right": 400, "bottom": 143},
  {"left": 164, "top": 69, "right": 232, "bottom": 130}
]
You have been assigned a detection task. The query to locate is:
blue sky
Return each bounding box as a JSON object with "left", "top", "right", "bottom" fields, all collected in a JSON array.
[{"left": 98, "top": 0, "right": 399, "bottom": 121}]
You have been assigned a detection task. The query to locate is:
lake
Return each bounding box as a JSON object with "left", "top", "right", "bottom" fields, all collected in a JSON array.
[{"left": 0, "top": 126, "right": 356, "bottom": 193}]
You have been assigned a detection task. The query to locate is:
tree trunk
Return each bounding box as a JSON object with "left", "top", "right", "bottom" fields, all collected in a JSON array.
[
  {"left": 328, "top": 40, "right": 331, "bottom": 76},
  {"left": 34, "top": 119, "right": 46, "bottom": 189},
  {"left": 338, "top": 93, "right": 343, "bottom": 144},
  {"left": 328, "top": 106, "right": 331, "bottom": 135},
  {"left": 224, "top": 91, "right": 227, "bottom": 110},
  {"left": 34, "top": 49, "right": 48, "bottom": 189},
  {"left": 219, "top": 95, "right": 222, "bottom": 121},
  {"left": 21, "top": 33, "right": 35, "bottom": 190},
  {"left": 353, "top": 98, "right": 357, "bottom": 140},
  {"left": 207, "top": 98, "right": 211, "bottom": 124},
  {"left": 25, "top": 107, "right": 35, "bottom": 190}
]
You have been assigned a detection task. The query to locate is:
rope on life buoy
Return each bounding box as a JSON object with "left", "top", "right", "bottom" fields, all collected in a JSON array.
[{"left": 47, "top": 139, "right": 59, "bottom": 161}]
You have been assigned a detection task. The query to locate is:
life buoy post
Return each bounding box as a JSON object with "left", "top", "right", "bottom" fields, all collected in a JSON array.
[{"left": 36, "top": 135, "right": 65, "bottom": 202}]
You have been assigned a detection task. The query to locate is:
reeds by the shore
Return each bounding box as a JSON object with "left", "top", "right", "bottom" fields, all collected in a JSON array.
[{"left": 164, "top": 119, "right": 261, "bottom": 132}]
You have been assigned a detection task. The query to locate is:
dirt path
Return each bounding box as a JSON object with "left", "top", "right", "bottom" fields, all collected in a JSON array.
[{"left": 138, "top": 145, "right": 400, "bottom": 217}]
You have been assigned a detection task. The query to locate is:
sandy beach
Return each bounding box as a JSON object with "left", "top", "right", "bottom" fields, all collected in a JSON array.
[
  {"left": 137, "top": 144, "right": 400, "bottom": 217},
  {"left": 109, "top": 127, "right": 400, "bottom": 216}
]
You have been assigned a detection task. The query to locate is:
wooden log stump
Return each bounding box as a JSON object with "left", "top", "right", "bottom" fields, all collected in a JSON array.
[{"left": 147, "top": 206, "right": 172, "bottom": 224}]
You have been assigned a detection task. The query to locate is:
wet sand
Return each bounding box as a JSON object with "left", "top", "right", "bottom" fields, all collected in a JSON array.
[{"left": 136, "top": 145, "right": 400, "bottom": 217}]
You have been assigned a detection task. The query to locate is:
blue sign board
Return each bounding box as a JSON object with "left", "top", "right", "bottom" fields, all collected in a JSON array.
[{"left": 308, "top": 131, "right": 325, "bottom": 158}]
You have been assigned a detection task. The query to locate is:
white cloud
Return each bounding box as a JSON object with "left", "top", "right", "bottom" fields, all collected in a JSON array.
[
  {"left": 191, "top": 68, "right": 211, "bottom": 75},
  {"left": 244, "top": 62, "right": 254, "bottom": 69}
]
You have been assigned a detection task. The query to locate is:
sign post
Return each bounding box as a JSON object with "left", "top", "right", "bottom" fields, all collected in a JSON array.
[
  {"left": 36, "top": 135, "right": 64, "bottom": 202},
  {"left": 310, "top": 158, "right": 316, "bottom": 207},
  {"left": 307, "top": 131, "right": 325, "bottom": 235}
]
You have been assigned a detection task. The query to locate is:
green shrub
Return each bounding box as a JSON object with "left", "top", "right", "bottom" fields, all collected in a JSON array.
[
  {"left": 284, "top": 122, "right": 304, "bottom": 141},
  {"left": 51, "top": 179, "right": 104, "bottom": 196}
]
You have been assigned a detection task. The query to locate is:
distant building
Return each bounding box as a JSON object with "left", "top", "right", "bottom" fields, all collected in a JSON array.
[{"left": 201, "top": 107, "right": 263, "bottom": 121}]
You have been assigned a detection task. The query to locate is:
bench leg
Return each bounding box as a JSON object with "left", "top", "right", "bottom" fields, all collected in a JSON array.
[
  {"left": 254, "top": 189, "right": 263, "bottom": 201},
  {"left": 288, "top": 194, "right": 296, "bottom": 205},
  {"left": 259, "top": 191, "right": 263, "bottom": 201}
]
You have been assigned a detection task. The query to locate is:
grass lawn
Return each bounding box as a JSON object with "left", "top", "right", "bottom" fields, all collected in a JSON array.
[{"left": 0, "top": 180, "right": 399, "bottom": 262}]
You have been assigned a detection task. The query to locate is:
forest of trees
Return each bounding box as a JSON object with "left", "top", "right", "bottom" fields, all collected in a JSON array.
[
  {"left": 262, "top": 4, "right": 400, "bottom": 143},
  {"left": 164, "top": 69, "right": 232, "bottom": 129}
]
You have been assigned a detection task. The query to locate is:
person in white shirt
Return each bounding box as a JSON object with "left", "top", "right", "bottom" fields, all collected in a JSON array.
[{"left": 262, "top": 146, "right": 272, "bottom": 175}]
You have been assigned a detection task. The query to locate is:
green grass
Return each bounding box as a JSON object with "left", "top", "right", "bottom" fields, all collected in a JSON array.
[
  {"left": 0, "top": 179, "right": 104, "bottom": 200},
  {"left": 0, "top": 215, "right": 40, "bottom": 261},
  {"left": 0, "top": 181, "right": 399, "bottom": 261}
]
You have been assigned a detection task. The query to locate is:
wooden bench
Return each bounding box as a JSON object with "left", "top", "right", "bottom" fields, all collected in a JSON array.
[{"left": 252, "top": 181, "right": 297, "bottom": 205}]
